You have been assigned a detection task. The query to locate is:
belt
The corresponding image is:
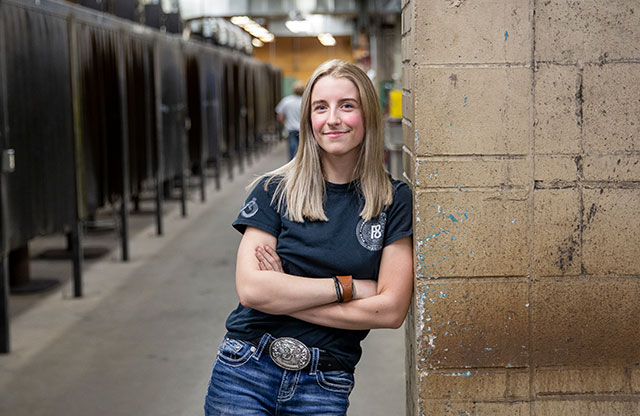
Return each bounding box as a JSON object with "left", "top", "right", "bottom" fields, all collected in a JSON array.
[{"left": 249, "top": 336, "right": 346, "bottom": 373}]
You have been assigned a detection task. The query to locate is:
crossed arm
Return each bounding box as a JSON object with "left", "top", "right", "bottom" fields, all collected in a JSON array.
[{"left": 235, "top": 226, "right": 414, "bottom": 331}]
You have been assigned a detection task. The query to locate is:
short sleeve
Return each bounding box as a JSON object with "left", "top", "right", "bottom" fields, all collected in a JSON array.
[
  {"left": 383, "top": 180, "right": 413, "bottom": 247},
  {"left": 232, "top": 178, "right": 282, "bottom": 237},
  {"left": 275, "top": 97, "right": 286, "bottom": 114}
]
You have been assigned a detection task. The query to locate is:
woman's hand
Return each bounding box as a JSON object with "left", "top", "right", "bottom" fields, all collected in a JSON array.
[{"left": 255, "top": 245, "right": 283, "bottom": 272}]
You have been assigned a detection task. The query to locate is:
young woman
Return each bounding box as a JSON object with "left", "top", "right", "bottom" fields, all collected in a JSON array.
[{"left": 204, "top": 59, "right": 413, "bottom": 415}]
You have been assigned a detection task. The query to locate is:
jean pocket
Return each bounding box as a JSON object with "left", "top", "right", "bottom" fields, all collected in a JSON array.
[
  {"left": 316, "top": 370, "right": 355, "bottom": 394},
  {"left": 216, "top": 338, "right": 255, "bottom": 367}
]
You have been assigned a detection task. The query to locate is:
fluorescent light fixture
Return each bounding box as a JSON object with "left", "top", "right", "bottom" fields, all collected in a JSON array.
[
  {"left": 230, "top": 16, "right": 275, "bottom": 44},
  {"left": 285, "top": 19, "right": 311, "bottom": 33},
  {"left": 259, "top": 33, "right": 275, "bottom": 43},
  {"left": 249, "top": 27, "right": 269, "bottom": 38},
  {"left": 252, "top": 38, "right": 264, "bottom": 47},
  {"left": 230, "top": 16, "right": 251, "bottom": 26},
  {"left": 318, "top": 33, "right": 336, "bottom": 46}
]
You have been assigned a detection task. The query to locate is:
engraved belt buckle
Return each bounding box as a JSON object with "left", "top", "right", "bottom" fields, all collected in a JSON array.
[{"left": 269, "top": 337, "right": 311, "bottom": 371}]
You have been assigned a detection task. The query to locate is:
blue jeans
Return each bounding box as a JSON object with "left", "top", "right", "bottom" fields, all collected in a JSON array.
[
  {"left": 204, "top": 335, "right": 354, "bottom": 415},
  {"left": 287, "top": 131, "right": 299, "bottom": 160}
]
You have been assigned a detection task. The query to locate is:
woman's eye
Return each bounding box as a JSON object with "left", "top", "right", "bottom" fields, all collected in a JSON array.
[{"left": 314, "top": 105, "right": 327, "bottom": 111}]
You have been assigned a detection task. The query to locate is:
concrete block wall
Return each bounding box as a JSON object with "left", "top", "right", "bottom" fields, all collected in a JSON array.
[{"left": 402, "top": 0, "right": 640, "bottom": 414}]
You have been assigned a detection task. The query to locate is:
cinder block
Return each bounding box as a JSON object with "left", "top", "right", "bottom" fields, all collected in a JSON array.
[
  {"left": 534, "top": 64, "right": 580, "bottom": 154},
  {"left": 583, "top": 155, "right": 640, "bottom": 182},
  {"left": 507, "top": 371, "right": 530, "bottom": 399},
  {"left": 535, "top": 0, "right": 640, "bottom": 63},
  {"left": 401, "top": 2, "right": 412, "bottom": 35},
  {"left": 583, "top": 64, "right": 640, "bottom": 154},
  {"left": 534, "top": 155, "right": 579, "bottom": 184},
  {"left": 419, "top": 370, "right": 529, "bottom": 400},
  {"left": 421, "top": 400, "right": 530, "bottom": 415},
  {"left": 534, "top": 400, "right": 640, "bottom": 415},
  {"left": 413, "top": 0, "right": 531, "bottom": 64},
  {"left": 415, "top": 279, "right": 529, "bottom": 369},
  {"left": 415, "top": 190, "right": 530, "bottom": 277},
  {"left": 632, "top": 367, "right": 640, "bottom": 393},
  {"left": 532, "top": 278, "right": 640, "bottom": 367},
  {"left": 533, "top": 189, "right": 581, "bottom": 276},
  {"left": 403, "top": 89, "right": 414, "bottom": 125},
  {"left": 402, "top": 32, "right": 413, "bottom": 63},
  {"left": 414, "top": 67, "right": 530, "bottom": 157},
  {"left": 402, "top": 118, "right": 415, "bottom": 153},
  {"left": 402, "top": 64, "right": 412, "bottom": 91},
  {"left": 534, "top": 367, "right": 627, "bottom": 395},
  {"left": 416, "top": 157, "right": 529, "bottom": 189},
  {"left": 583, "top": 189, "right": 640, "bottom": 275},
  {"left": 402, "top": 146, "right": 415, "bottom": 185}
]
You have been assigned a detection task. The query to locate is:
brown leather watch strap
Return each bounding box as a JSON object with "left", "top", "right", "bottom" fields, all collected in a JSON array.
[{"left": 336, "top": 275, "right": 353, "bottom": 302}]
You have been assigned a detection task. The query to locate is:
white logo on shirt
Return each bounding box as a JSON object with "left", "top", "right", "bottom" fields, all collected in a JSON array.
[
  {"left": 240, "top": 197, "right": 259, "bottom": 218},
  {"left": 356, "top": 212, "right": 387, "bottom": 251}
]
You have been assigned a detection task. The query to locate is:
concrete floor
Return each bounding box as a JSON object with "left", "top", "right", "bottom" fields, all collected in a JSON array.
[{"left": 0, "top": 142, "right": 406, "bottom": 416}]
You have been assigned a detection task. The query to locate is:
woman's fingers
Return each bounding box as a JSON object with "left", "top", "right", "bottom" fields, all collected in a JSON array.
[
  {"left": 263, "top": 246, "right": 283, "bottom": 272},
  {"left": 255, "top": 246, "right": 283, "bottom": 272}
]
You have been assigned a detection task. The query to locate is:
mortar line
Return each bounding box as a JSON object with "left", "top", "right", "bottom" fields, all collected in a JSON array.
[{"left": 529, "top": 0, "right": 537, "bottom": 413}]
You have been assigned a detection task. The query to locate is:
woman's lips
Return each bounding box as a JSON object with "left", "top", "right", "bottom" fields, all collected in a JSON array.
[{"left": 324, "top": 130, "right": 347, "bottom": 138}]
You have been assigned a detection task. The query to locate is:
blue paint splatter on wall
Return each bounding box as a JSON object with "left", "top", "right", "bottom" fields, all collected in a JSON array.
[
  {"left": 504, "top": 31, "right": 509, "bottom": 41},
  {"left": 449, "top": 214, "right": 458, "bottom": 222}
]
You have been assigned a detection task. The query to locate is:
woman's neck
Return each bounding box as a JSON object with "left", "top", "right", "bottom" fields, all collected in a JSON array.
[{"left": 321, "top": 152, "right": 359, "bottom": 184}]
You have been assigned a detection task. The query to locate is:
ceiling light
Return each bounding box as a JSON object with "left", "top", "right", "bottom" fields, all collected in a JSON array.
[
  {"left": 285, "top": 19, "right": 311, "bottom": 33},
  {"left": 249, "top": 27, "right": 269, "bottom": 38},
  {"left": 260, "top": 33, "right": 275, "bottom": 43},
  {"left": 318, "top": 33, "right": 336, "bottom": 46},
  {"left": 230, "top": 16, "right": 251, "bottom": 26}
]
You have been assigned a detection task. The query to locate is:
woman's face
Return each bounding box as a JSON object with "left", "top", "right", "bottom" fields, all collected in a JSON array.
[{"left": 310, "top": 75, "right": 365, "bottom": 159}]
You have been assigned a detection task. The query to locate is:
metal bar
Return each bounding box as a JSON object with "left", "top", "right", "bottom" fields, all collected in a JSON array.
[
  {"left": 117, "top": 34, "right": 130, "bottom": 261},
  {"left": 0, "top": 256, "right": 8, "bottom": 353},
  {"left": 67, "top": 15, "right": 84, "bottom": 297},
  {"left": 0, "top": 0, "right": 12, "bottom": 354},
  {"left": 153, "top": 41, "right": 164, "bottom": 235},
  {"left": 199, "top": 59, "right": 207, "bottom": 203},
  {"left": 70, "top": 222, "right": 83, "bottom": 297}
]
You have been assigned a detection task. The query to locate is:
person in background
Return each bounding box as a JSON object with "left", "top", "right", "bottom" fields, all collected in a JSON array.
[
  {"left": 204, "top": 60, "right": 413, "bottom": 415},
  {"left": 275, "top": 80, "right": 305, "bottom": 160}
]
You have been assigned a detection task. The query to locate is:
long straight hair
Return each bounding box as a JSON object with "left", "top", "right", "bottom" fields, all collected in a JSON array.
[{"left": 257, "top": 59, "right": 392, "bottom": 222}]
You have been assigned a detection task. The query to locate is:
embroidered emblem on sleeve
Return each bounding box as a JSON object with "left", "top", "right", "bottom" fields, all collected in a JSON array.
[
  {"left": 356, "top": 212, "right": 387, "bottom": 251},
  {"left": 240, "top": 197, "right": 259, "bottom": 218}
]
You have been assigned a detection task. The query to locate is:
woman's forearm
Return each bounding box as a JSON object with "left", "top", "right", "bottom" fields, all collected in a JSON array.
[
  {"left": 289, "top": 291, "right": 410, "bottom": 330},
  {"left": 237, "top": 269, "right": 340, "bottom": 315}
]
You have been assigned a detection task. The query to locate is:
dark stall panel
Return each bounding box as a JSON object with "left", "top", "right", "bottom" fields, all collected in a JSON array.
[
  {"left": 156, "top": 39, "right": 187, "bottom": 216},
  {"left": 244, "top": 62, "right": 256, "bottom": 157},
  {"left": 124, "top": 36, "right": 155, "bottom": 199},
  {"left": 75, "top": 24, "right": 125, "bottom": 217},
  {"left": 222, "top": 58, "right": 235, "bottom": 178},
  {"left": 203, "top": 52, "right": 223, "bottom": 188},
  {"left": 236, "top": 61, "right": 247, "bottom": 170},
  {"left": 1, "top": 3, "right": 77, "bottom": 248}
]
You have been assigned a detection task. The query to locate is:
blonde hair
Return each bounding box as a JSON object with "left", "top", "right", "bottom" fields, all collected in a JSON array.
[{"left": 256, "top": 59, "right": 392, "bottom": 222}]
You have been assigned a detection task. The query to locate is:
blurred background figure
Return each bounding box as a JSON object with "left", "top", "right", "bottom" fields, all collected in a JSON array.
[{"left": 275, "top": 81, "right": 305, "bottom": 160}]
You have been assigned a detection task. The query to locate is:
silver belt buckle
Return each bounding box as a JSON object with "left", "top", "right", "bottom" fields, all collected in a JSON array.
[{"left": 269, "top": 337, "right": 311, "bottom": 371}]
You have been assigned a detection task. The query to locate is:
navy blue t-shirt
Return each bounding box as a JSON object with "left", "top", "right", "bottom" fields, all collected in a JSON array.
[{"left": 226, "top": 177, "right": 413, "bottom": 372}]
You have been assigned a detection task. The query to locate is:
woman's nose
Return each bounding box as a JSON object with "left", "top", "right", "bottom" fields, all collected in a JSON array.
[{"left": 327, "top": 108, "right": 340, "bottom": 125}]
